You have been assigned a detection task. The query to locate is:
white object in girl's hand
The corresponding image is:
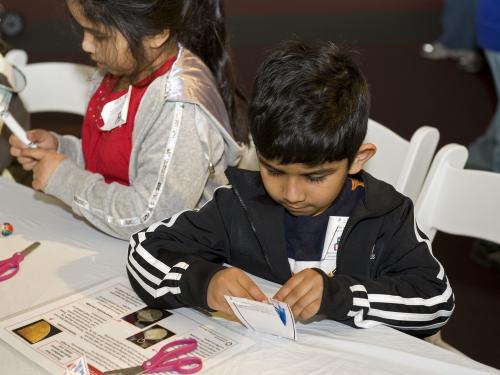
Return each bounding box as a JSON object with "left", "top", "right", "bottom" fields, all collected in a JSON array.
[
  {"left": 1, "top": 111, "right": 36, "bottom": 148},
  {"left": 0, "top": 62, "right": 34, "bottom": 148}
]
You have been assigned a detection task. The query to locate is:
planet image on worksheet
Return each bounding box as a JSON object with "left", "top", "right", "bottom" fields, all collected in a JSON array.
[
  {"left": 121, "top": 307, "right": 172, "bottom": 329},
  {"left": 13, "top": 319, "right": 62, "bottom": 344},
  {"left": 126, "top": 324, "right": 176, "bottom": 349}
]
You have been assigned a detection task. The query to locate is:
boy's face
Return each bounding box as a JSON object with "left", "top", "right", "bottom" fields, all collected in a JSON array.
[
  {"left": 259, "top": 157, "right": 350, "bottom": 217},
  {"left": 258, "top": 144, "right": 375, "bottom": 216}
]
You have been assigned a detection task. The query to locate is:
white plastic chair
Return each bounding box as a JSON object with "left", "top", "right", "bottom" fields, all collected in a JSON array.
[
  {"left": 415, "top": 143, "right": 500, "bottom": 355},
  {"left": 363, "top": 119, "right": 439, "bottom": 202},
  {"left": 5, "top": 49, "right": 95, "bottom": 115},
  {"left": 237, "top": 136, "right": 260, "bottom": 171},
  {"left": 1, "top": 49, "right": 94, "bottom": 180},
  {"left": 416, "top": 143, "right": 500, "bottom": 244}
]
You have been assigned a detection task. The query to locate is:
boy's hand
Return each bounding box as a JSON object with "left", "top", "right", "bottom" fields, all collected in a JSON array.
[
  {"left": 18, "top": 148, "right": 66, "bottom": 191},
  {"left": 207, "top": 267, "right": 267, "bottom": 316},
  {"left": 10, "top": 130, "right": 59, "bottom": 170},
  {"left": 273, "top": 268, "right": 324, "bottom": 321}
]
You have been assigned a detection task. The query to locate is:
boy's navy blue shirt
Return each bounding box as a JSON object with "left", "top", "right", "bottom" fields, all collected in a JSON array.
[
  {"left": 127, "top": 168, "right": 454, "bottom": 337},
  {"left": 285, "top": 178, "right": 364, "bottom": 272}
]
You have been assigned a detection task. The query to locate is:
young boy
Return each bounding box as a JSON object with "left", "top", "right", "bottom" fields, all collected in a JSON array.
[{"left": 127, "top": 40, "right": 454, "bottom": 337}]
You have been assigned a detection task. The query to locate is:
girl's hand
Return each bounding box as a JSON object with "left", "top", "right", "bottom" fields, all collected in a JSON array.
[
  {"left": 207, "top": 267, "right": 267, "bottom": 316},
  {"left": 9, "top": 130, "right": 59, "bottom": 170},
  {"left": 273, "top": 268, "right": 324, "bottom": 321},
  {"left": 18, "top": 148, "right": 66, "bottom": 191}
]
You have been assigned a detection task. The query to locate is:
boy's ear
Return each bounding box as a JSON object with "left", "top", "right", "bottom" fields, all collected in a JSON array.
[
  {"left": 145, "top": 29, "right": 171, "bottom": 49},
  {"left": 348, "top": 143, "right": 377, "bottom": 174}
]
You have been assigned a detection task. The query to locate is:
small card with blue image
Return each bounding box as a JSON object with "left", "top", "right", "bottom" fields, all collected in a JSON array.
[{"left": 224, "top": 296, "right": 296, "bottom": 340}]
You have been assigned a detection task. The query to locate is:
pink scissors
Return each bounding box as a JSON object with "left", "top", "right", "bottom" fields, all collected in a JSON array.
[
  {"left": 104, "top": 338, "right": 202, "bottom": 375},
  {"left": 0, "top": 241, "right": 40, "bottom": 282}
]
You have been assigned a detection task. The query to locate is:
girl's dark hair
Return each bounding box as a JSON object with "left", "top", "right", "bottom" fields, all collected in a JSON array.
[
  {"left": 249, "top": 40, "right": 370, "bottom": 165},
  {"left": 72, "top": 0, "right": 248, "bottom": 142}
]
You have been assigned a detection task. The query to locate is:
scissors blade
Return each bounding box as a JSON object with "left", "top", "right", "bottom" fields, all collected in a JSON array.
[
  {"left": 103, "top": 365, "right": 144, "bottom": 375},
  {"left": 20, "top": 242, "right": 41, "bottom": 257}
]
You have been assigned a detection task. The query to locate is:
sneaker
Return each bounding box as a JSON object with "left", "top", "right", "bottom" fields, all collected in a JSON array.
[
  {"left": 421, "top": 42, "right": 484, "bottom": 73},
  {"left": 470, "top": 239, "right": 500, "bottom": 270},
  {"left": 421, "top": 42, "right": 463, "bottom": 60}
]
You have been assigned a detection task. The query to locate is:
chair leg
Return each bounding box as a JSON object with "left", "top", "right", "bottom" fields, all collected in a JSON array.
[{"left": 424, "top": 331, "right": 466, "bottom": 356}]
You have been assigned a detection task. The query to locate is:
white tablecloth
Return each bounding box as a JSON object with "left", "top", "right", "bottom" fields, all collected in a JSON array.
[{"left": 0, "top": 177, "right": 498, "bottom": 374}]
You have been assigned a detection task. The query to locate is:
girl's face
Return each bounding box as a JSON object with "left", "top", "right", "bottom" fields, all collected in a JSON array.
[{"left": 67, "top": 0, "right": 136, "bottom": 77}]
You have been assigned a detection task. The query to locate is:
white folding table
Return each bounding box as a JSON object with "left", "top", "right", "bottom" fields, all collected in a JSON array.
[{"left": 0, "top": 177, "right": 498, "bottom": 374}]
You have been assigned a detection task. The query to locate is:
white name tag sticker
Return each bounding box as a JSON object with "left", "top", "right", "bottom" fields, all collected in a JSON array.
[
  {"left": 100, "top": 86, "right": 131, "bottom": 131},
  {"left": 319, "top": 216, "right": 349, "bottom": 274}
]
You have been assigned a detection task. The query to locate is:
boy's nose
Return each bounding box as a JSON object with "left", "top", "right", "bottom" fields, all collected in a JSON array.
[{"left": 282, "top": 178, "right": 306, "bottom": 204}]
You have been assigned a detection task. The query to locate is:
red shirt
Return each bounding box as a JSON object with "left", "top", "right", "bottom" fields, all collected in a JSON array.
[{"left": 82, "top": 57, "right": 176, "bottom": 185}]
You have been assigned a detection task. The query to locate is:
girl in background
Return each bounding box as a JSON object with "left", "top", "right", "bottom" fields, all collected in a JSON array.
[{"left": 10, "top": 0, "right": 247, "bottom": 239}]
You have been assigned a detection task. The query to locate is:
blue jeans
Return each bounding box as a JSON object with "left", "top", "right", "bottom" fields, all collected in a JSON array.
[
  {"left": 467, "top": 50, "right": 500, "bottom": 172},
  {"left": 439, "top": 0, "right": 479, "bottom": 51}
]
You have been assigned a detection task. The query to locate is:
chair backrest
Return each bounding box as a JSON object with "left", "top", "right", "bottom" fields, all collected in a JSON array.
[
  {"left": 5, "top": 49, "right": 95, "bottom": 116},
  {"left": 415, "top": 143, "right": 500, "bottom": 244},
  {"left": 237, "top": 136, "right": 260, "bottom": 171},
  {"left": 363, "top": 119, "right": 439, "bottom": 202}
]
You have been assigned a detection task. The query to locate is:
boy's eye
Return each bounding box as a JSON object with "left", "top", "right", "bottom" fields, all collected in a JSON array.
[
  {"left": 307, "top": 175, "right": 326, "bottom": 183},
  {"left": 267, "top": 169, "right": 282, "bottom": 177}
]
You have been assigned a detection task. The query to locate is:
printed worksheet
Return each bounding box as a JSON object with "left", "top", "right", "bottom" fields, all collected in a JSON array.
[{"left": 0, "top": 277, "right": 254, "bottom": 374}]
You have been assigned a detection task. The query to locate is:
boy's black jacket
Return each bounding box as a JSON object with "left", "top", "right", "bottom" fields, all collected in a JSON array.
[{"left": 127, "top": 167, "right": 454, "bottom": 337}]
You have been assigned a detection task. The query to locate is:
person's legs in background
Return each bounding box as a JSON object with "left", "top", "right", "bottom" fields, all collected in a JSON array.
[
  {"left": 422, "top": 0, "right": 483, "bottom": 73},
  {"left": 468, "top": 49, "right": 500, "bottom": 268},
  {"left": 485, "top": 51, "right": 500, "bottom": 172},
  {"left": 439, "top": 0, "right": 477, "bottom": 51},
  {"left": 468, "top": 50, "right": 500, "bottom": 171}
]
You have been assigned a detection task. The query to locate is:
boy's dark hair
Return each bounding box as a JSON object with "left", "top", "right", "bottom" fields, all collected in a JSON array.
[
  {"left": 71, "top": 0, "right": 248, "bottom": 142},
  {"left": 249, "top": 40, "right": 370, "bottom": 165}
]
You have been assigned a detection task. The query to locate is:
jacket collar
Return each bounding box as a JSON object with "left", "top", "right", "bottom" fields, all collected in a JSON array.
[
  {"left": 164, "top": 45, "right": 230, "bottom": 131},
  {"left": 352, "top": 171, "right": 405, "bottom": 220},
  {"left": 163, "top": 45, "right": 242, "bottom": 167}
]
